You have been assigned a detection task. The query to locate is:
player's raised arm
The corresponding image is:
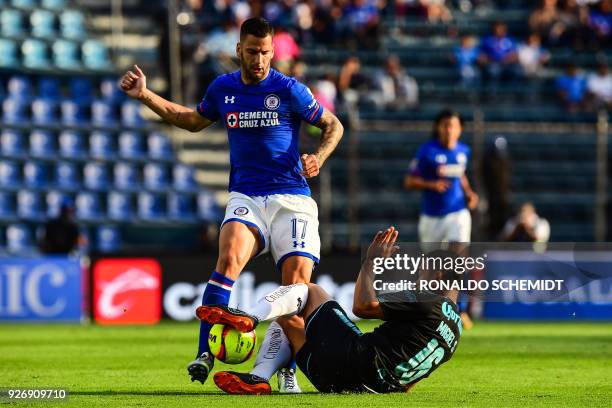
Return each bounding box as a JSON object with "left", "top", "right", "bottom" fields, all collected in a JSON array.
[{"left": 119, "top": 64, "right": 214, "bottom": 133}]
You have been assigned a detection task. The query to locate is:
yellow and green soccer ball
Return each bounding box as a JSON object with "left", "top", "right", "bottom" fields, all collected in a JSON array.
[{"left": 208, "top": 324, "right": 257, "bottom": 364}]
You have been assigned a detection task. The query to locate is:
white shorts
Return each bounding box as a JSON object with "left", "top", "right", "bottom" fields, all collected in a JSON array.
[
  {"left": 222, "top": 192, "right": 320, "bottom": 269},
  {"left": 418, "top": 208, "right": 472, "bottom": 243}
]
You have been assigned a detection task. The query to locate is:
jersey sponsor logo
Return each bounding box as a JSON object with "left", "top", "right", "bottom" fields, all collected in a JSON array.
[
  {"left": 437, "top": 164, "right": 466, "bottom": 178},
  {"left": 226, "top": 112, "right": 239, "bottom": 128},
  {"left": 225, "top": 95, "right": 235, "bottom": 104},
  {"left": 264, "top": 94, "right": 280, "bottom": 110},
  {"left": 226, "top": 111, "right": 280, "bottom": 128},
  {"left": 233, "top": 207, "right": 249, "bottom": 216}
]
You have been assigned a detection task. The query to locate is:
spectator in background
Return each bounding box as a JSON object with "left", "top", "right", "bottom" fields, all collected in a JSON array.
[
  {"left": 313, "top": 72, "right": 338, "bottom": 113},
  {"left": 501, "top": 202, "right": 550, "bottom": 243},
  {"left": 289, "top": 58, "right": 307, "bottom": 82},
  {"left": 342, "top": 0, "right": 381, "bottom": 49},
  {"left": 272, "top": 25, "right": 301, "bottom": 74},
  {"left": 588, "top": 0, "right": 612, "bottom": 48},
  {"left": 518, "top": 33, "right": 551, "bottom": 78},
  {"left": 556, "top": 63, "right": 588, "bottom": 112},
  {"left": 481, "top": 136, "right": 512, "bottom": 240},
  {"left": 479, "top": 21, "right": 520, "bottom": 87},
  {"left": 556, "top": 0, "right": 592, "bottom": 49},
  {"left": 421, "top": 0, "right": 453, "bottom": 23},
  {"left": 529, "top": 0, "right": 561, "bottom": 44},
  {"left": 311, "top": 1, "right": 338, "bottom": 45},
  {"left": 452, "top": 34, "right": 481, "bottom": 87},
  {"left": 587, "top": 62, "right": 612, "bottom": 110},
  {"left": 372, "top": 55, "right": 419, "bottom": 110},
  {"left": 40, "top": 203, "right": 82, "bottom": 255},
  {"left": 338, "top": 56, "right": 372, "bottom": 108}
]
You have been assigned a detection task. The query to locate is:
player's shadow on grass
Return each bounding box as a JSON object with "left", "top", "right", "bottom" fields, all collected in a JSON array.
[{"left": 70, "top": 391, "right": 322, "bottom": 396}]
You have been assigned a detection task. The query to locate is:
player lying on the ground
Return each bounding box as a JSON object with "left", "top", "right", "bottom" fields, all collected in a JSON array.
[{"left": 198, "top": 227, "right": 463, "bottom": 394}]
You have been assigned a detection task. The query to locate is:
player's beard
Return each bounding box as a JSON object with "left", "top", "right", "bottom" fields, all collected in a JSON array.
[{"left": 239, "top": 56, "right": 268, "bottom": 84}]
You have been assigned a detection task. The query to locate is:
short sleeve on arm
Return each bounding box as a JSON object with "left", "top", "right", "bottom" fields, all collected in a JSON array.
[
  {"left": 196, "top": 80, "right": 220, "bottom": 121},
  {"left": 409, "top": 146, "right": 427, "bottom": 177},
  {"left": 290, "top": 81, "right": 324, "bottom": 125}
]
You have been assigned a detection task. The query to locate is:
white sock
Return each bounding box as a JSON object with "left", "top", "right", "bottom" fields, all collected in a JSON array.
[
  {"left": 249, "top": 283, "right": 308, "bottom": 322},
  {"left": 250, "top": 321, "right": 291, "bottom": 381}
]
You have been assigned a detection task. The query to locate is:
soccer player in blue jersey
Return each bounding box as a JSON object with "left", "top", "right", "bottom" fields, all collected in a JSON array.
[{"left": 120, "top": 17, "right": 343, "bottom": 393}]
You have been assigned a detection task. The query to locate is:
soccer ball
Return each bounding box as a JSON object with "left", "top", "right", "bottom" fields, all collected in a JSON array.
[{"left": 208, "top": 323, "right": 257, "bottom": 364}]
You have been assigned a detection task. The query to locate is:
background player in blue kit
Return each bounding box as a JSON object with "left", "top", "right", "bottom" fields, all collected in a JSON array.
[{"left": 119, "top": 17, "right": 344, "bottom": 392}]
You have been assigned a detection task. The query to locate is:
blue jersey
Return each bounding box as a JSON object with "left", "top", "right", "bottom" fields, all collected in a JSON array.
[
  {"left": 196, "top": 69, "right": 324, "bottom": 197},
  {"left": 409, "top": 140, "right": 470, "bottom": 217}
]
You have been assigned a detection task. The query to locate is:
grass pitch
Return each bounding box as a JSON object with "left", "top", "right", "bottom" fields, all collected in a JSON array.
[{"left": 0, "top": 321, "right": 610, "bottom": 407}]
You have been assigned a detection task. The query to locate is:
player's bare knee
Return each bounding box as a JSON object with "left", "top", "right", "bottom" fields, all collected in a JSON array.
[{"left": 216, "top": 252, "right": 244, "bottom": 279}]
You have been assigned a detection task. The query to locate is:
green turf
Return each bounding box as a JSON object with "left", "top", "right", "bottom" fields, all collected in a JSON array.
[{"left": 0, "top": 321, "right": 610, "bottom": 407}]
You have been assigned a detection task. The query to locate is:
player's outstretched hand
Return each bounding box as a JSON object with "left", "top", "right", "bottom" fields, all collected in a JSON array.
[
  {"left": 300, "top": 154, "right": 320, "bottom": 178},
  {"left": 119, "top": 64, "right": 147, "bottom": 99},
  {"left": 366, "top": 226, "right": 399, "bottom": 261}
]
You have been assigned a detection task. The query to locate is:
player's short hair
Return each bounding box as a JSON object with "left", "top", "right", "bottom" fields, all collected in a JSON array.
[
  {"left": 432, "top": 108, "right": 464, "bottom": 140},
  {"left": 240, "top": 17, "right": 274, "bottom": 41}
]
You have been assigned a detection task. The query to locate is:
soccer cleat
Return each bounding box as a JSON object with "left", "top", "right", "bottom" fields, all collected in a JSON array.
[
  {"left": 213, "top": 371, "right": 271, "bottom": 395},
  {"left": 277, "top": 368, "right": 301, "bottom": 393},
  {"left": 195, "top": 304, "right": 259, "bottom": 333},
  {"left": 187, "top": 352, "right": 214, "bottom": 384}
]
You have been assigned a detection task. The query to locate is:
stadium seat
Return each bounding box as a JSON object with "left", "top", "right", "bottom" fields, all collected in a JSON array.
[
  {"left": 143, "top": 163, "right": 169, "bottom": 191},
  {"left": 7, "top": 76, "right": 32, "bottom": 100},
  {"left": 59, "top": 10, "right": 85, "bottom": 40},
  {"left": 29, "top": 129, "right": 57, "bottom": 158},
  {"left": 42, "top": 0, "right": 66, "bottom": 10},
  {"left": 83, "top": 162, "right": 110, "bottom": 191},
  {"left": 1, "top": 9, "right": 25, "bottom": 38},
  {"left": 2, "top": 97, "right": 28, "bottom": 124},
  {"left": 69, "top": 78, "right": 93, "bottom": 103},
  {"left": 12, "top": 0, "right": 35, "bottom": 9},
  {"left": 55, "top": 161, "right": 80, "bottom": 190},
  {"left": 89, "top": 131, "right": 115, "bottom": 159},
  {"left": 91, "top": 99, "right": 117, "bottom": 127},
  {"left": 100, "top": 77, "right": 125, "bottom": 103},
  {"left": 61, "top": 100, "right": 88, "bottom": 125},
  {"left": 46, "top": 190, "right": 69, "bottom": 217},
  {"left": 22, "top": 39, "right": 51, "bottom": 69},
  {"left": 197, "top": 191, "right": 219, "bottom": 221},
  {"left": 113, "top": 162, "right": 139, "bottom": 191},
  {"left": 53, "top": 39, "right": 81, "bottom": 70},
  {"left": 30, "top": 9, "right": 56, "bottom": 38},
  {"left": 6, "top": 224, "right": 33, "bottom": 254},
  {"left": 138, "top": 192, "right": 165, "bottom": 221},
  {"left": 0, "top": 39, "right": 20, "bottom": 68},
  {"left": 148, "top": 131, "right": 173, "bottom": 160},
  {"left": 168, "top": 192, "right": 196, "bottom": 221},
  {"left": 82, "top": 40, "right": 111, "bottom": 70},
  {"left": 31, "top": 98, "right": 58, "bottom": 125},
  {"left": 1, "top": 129, "right": 25, "bottom": 158},
  {"left": 107, "top": 191, "right": 132, "bottom": 221},
  {"left": 96, "top": 225, "right": 121, "bottom": 253},
  {"left": 59, "top": 130, "right": 86, "bottom": 158},
  {"left": 0, "top": 161, "right": 21, "bottom": 189},
  {"left": 23, "top": 161, "right": 47, "bottom": 188},
  {"left": 76, "top": 191, "right": 103, "bottom": 221},
  {"left": 121, "top": 101, "right": 145, "bottom": 127},
  {"left": 0, "top": 192, "right": 16, "bottom": 219},
  {"left": 38, "top": 77, "right": 61, "bottom": 100},
  {"left": 17, "top": 190, "right": 44, "bottom": 220},
  {"left": 173, "top": 163, "right": 198, "bottom": 191},
  {"left": 118, "top": 131, "right": 145, "bottom": 159}
]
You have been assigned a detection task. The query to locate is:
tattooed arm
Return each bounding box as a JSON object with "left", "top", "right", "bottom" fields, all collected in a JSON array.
[{"left": 300, "top": 109, "right": 344, "bottom": 178}]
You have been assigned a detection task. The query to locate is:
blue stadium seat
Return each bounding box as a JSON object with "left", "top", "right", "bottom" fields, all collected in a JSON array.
[
  {"left": 121, "top": 100, "right": 145, "bottom": 127},
  {"left": 7, "top": 76, "right": 32, "bottom": 100},
  {"left": 138, "top": 192, "right": 165, "bottom": 221},
  {"left": 91, "top": 99, "right": 117, "bottom": 127},
  {"left": 17, "top": 190, "right": 44, "bottom": 220},
  {"left": 1, "top": 9, "right": 25, "bottom": 38},
  {"left": 100, "top": 77, "right": 124, "bottom": 103},
  {"left": 22, "top": 39, "right": 51, "bottom": 69},
  {"left": 0, "top": 39, "right": 20, "bottom": 68},
  {"left": 0, "top": 161, "right": 21, "bottom": 189},
  {"left": 197, "top": 191, "right": 219, "bottom": 221},
  {"left": 53, "top": 39, "right": 81, "bottom": 70},
  {"left": 31, "top": 98, "right": 58, "bottom": 125},
  {"left": 96, "top": 225, "right": 121, "bottom": 253},
  {"left": 6, "top": 224, "right": 33, "bottom": 254},
  {"left": 55, "top": 161, "right": 80, "bottom": 190},
  {"left": 107, "top": 191, "right": 132, "bottom": 221},
  {"left": 173, "top": 163, "right": 198, "bottom": 191},
  {"left": 46, "top": 190, "right": 69, "bottom": 217},
  {"left": 61, "top": 100, "right": 88, "bottom": 125},
  {"left": 2, "top": 97, "right": 28, "bottom": 124},
  {"left": 143, "top": 163, "right": 168, "bottom": 191},
  {"left": 76, "top": 192, "right": 103, "bottom": 221},
  {"left": 38, "top": 77, "right": 61, "bottom": 100},
  {"left": 30, "top": 9, "right": 56, "bottom": 38},
  {"left": 59, "top": 130, "right": 86, "bottom": 158},
  {"left": 70, "top": 78, "right": 93, "bottom": 103},
  {"left": 1, "top": 129, "right": 25, "bottom": 158},
  {"left": 29, "top": 129, "right": 56, "bottom": 158},
  {"left": 12, "top": 0, "right": 35, "bottom": 9},
  {"left": 59, "top": 10, "right": 85, "bottom": 40},
  {"left": 118, "top": 131, "right": 145, "bottom": 159},
  {"left": 89, "top": 131, "right": 115, "bottom": 159},
  {"left": 113, "top": 162, "right": 139, "bottom": 191},
  {"left": 82, "top": 40, "right": 111, "bottom": 69},
  {"left": 23, "top": 161, "right": 47, "bottom": 188},
  {"left": 148, "top": 131, "right": 173, "bottom": 160},
  {"left": 0, "top": 192, "right": 16, "bottom": 219},
  {"left": 83, "top": 162, "right": 110, "bottom": 191},
  {"left": 168, "top": 192, "right": 196, "bottom": 221},
  {"left": 42, "top": 0, "right": 66, "bottom": 10}
]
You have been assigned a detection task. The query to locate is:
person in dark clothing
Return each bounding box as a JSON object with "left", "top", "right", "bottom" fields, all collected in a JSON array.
[{"left": 40, "top": 203, "right": 81, "bottom": 255}]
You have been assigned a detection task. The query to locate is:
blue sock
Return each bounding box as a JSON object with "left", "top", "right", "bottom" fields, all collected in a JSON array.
[
  {"left": 287, "top": 358, "right": 297, "bottom": 371},
  {"left": 197, "top": 271, "right": 234, "bottom": 358}
]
